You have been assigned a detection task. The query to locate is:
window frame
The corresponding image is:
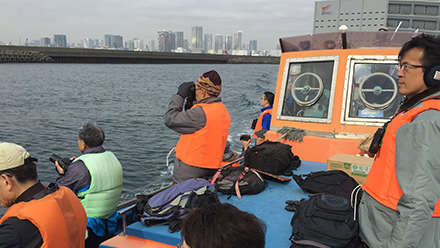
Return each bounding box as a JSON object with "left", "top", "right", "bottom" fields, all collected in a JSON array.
[
  {"left": 277, "top": 56, "right": 339, "bottom": 123},
  {"left": 341, "top": 55, "right": 400, "bottom": 126}
]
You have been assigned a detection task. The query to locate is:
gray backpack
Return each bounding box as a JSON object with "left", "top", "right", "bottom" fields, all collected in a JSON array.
[{"left": 135, "top": 178, "right": 219, "bottom": 232}]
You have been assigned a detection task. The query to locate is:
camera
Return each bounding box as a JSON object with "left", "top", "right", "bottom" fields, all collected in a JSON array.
[
  {"left": 49, "top": 154, "right": 73, "bottom": 173},
  {"left": 240, "top": 134, "right": 251, "bottom": 141},
  {"left": 368, "top": 121, "right": 390, "bottom": 154},
  {"left": 251, "top": 119, "right": 257, "bottom": 129}
]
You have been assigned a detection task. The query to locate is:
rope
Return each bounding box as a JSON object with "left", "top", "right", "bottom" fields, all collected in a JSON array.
[
  {"left": 166, "top": 147, "right": 175, "bottom": 170},
  {"left": 351, "top": 184, "right": 363, "bottom": 221},
  {"left": 276, "top": 126, "right": 306, "bottom": 142}
]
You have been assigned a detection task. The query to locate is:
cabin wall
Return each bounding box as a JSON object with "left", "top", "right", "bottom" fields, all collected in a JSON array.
[{"left": 271, "top": 49, "right": 400, "bottom": 135}]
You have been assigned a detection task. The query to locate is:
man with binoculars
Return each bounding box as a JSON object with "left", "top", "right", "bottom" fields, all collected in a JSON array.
[
  {"left": 165, "top": 70, "right": 231, "bottom": 183},
  {"left": 54, "top": 122, "right": 123, "bottom": 248}
]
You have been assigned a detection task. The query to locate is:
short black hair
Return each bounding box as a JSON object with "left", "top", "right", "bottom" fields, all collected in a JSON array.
[
  {"left": 0, "top": 157, "right": 37, "bottom": 184},
  {"left": 399, "top": 34, "right": 440, "bottom": 70},
  {"left": 78, "top": 122, "right": 105, "bottom": 148},
  {"left": 263, "top": 91, "right": 274, "bottom": 106},
  {"left": 181, "top": 203, "right": 266, "bottom": 248}
]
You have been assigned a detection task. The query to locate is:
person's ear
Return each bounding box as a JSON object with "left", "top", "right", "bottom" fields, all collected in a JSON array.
[
  {"left": 0, "top": 174, "right": 14, "bottom": 191},
  {"left": 78, "top": 139, "right": 87, "bottom": 151}
]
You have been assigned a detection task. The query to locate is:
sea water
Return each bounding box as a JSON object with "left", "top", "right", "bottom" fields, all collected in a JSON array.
[{"left": 0, "top": 63, "right": 278, "bottom": 203}]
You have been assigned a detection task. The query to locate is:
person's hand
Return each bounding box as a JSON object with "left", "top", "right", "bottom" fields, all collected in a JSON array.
[
  {"left": 241, "top": 139, "right": 251, "bottom": 151},
  {"left": 55, "top": 161, "right": 65, "bottom": 175},
  {"left": 177, "top": 82, "right": 195, "bottom": 98}
]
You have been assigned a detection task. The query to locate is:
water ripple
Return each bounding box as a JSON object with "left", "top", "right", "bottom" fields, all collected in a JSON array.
[{"left": 0, "top": 63, "right": 278, "bottom": 201}]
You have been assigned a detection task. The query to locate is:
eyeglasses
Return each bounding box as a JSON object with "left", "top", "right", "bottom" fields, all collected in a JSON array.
[{"left": 400, "top": 63, "right": 425, "bottom": 73}]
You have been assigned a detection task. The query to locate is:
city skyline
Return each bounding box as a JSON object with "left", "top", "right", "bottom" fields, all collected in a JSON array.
[{"left": 0, "top": 0, "right": 315, "bottom": 51}]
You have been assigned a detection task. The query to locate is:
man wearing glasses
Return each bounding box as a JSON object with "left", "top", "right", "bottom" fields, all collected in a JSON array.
[
  {"left": 0, "top": 142, "right": 87, "bottom": 247},
  {"left": 165, "top": 70, "right": 231, "bottom": 183},
  {"left": 359, "top": 34, "right": 440, "bottom": 247}
]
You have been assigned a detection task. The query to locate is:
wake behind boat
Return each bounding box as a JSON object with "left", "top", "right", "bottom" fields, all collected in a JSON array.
[{"left": 101, "top": 30, "right": 416, "bottom": 248}]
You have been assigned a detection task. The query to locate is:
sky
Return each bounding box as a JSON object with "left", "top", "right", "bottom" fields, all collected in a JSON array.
[{"left": 0, "top": 0, "right": 317, "bottom": 50}]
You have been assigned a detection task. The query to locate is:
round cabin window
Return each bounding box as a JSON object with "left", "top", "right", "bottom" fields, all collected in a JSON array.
[
  {"left": 291, "top": 72, "right": 324, "bottom": 107},
  {"left": 358, "top": 72, "right": 397, "bottom": 109}
]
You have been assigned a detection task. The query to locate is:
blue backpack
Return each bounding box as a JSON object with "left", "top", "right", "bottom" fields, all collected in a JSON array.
[{"left": 135, "top": 178, "right": 219, "bottom": 232}]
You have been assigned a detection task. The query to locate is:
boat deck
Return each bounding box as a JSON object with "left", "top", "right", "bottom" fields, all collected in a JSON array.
[{"left": 101, "top": 160, "right": 327, "bottom": 248}]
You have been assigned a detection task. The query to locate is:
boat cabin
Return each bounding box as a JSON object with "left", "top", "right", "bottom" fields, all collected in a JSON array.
[{"left": 267, "top": 31, "right": 418, "bottom": 162}]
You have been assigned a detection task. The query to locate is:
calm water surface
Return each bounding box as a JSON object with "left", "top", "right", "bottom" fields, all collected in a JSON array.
[{"left": 0, "top": 63, "right": 278, "bottom": 203}]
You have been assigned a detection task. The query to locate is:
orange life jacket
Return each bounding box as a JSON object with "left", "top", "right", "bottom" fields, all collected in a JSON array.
[
  {"left": 362, "top": 99, "right": 440, "bottom": 216},
  {"left": 175, "top": 102, "right": 231, "bottom": 169},
  {"left": 252, "top": 108, "right": 272, "bottom": 138},
  {"left": 0, "top": 186, "right": 87, "bottom": 248}
]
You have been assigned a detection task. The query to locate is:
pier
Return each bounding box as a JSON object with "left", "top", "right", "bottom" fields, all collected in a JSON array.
[{"left": 0, "top": 46, "right": 279, "bottom": 64}]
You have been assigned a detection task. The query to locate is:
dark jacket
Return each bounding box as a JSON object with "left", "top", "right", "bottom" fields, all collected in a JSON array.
[{"left": 0, "top": 183, "right": 46, "bottom": 248}]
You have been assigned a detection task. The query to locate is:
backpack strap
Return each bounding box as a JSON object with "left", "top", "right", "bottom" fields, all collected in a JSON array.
[
  {"left": 250, "top": 168, "right": 264, "bottom": 182},
  {"left": 235, "top": 170, "right": 246, "bottom": 199},
  {"left": 211, "top": 157, "right": 244, "bottom": 185},
  {"left": 210, "top": 169, "right": 222, "bottom": 185}
]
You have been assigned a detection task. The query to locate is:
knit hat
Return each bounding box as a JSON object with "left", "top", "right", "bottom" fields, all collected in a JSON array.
[
  {"left": 196, "top": 70, "right": 222, "bottom": 96},
  {"left": 0, "top": 142, "right": 30, "bottom": 171}
]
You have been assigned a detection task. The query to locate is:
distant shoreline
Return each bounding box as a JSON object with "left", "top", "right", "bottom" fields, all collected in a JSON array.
[{"left": 0, "top": 46, "right": 280, "bottom": 64}]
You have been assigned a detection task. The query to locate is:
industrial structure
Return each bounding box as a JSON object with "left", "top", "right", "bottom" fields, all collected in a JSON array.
[{"left": 314, "top": 0, "right": 440, "bottom": 37}]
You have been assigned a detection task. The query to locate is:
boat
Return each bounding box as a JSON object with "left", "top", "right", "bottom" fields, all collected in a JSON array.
[{"left": 100, "top": 30, "right": 417, "bottom": 248}]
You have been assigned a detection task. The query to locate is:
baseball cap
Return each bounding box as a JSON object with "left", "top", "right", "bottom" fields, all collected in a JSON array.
[
  {"left": 254, "top": 129, "right": 268, "bottom": 139},
  {"left": 0, "top": 142, "right": 30, "bottom": 171}
]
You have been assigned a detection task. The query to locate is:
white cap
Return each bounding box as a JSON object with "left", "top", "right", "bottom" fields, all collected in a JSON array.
[{"left": 0, "top": 142, "right": 30, "bottom": 171}]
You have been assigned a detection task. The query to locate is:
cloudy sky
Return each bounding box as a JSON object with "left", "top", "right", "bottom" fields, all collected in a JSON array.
[{"left": 0, "top": 0, "right": 317, "bottom": 50}]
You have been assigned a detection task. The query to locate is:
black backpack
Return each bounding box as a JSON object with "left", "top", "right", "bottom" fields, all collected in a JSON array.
[
  {"left": 288, "top": 194, "right": 360, "bottom": 248},
  {"left": 244, "top": 141, "right": 301, "bottom": 175},
  {"left": 292, "top": 170, "right": 359, "bottom": 200},
  {"left": 211, "top": 165, "right": 266, "bottom": 199}
]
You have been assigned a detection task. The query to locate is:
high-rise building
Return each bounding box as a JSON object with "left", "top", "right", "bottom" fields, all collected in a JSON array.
[
  {"left": 104, "top": 34, "right": 123, "bottom": 49},
  {"left": 83, "top": 38, "right": 99, "bottom": 49},
  {"left": 233, "top": 31, "right": 243, "bottom": 50},
  {"left": 314, "top": 0, "right": 440, "bottom": 37},
  {"left": 84, "top": 38, "right": 92, "bottom": 48},
  {"left": 133, "top": 38, "right": 144, "bottom": 51},
  {"left": 53, "top": 34, "right": 67, "bottom": 47},
  {"left": 125, "top": 40, "right": 134, "bottom": 50},
  {"left": 146, "top": 39, "right": 155, "bottom": 51},
  {"left": 175, "top": 31, "right": 184, "bottom": 48},
  {"left": 215, "top": 34, "right": 224, "bottom": 52},
  {"left": 113, "top": 35, "right": 123, "bottom": 48},
  {"left": 225, "top": 35, "right": 233, "bottom": 51},
  {"left": 204, "top": 34, "right": 213, "bottom": 53},
  {"left": 40, "top": 37, "right": 51, "bottom": 47},
  {"left": 104, "top": 34, "right": 112, "bottom": 48},
  {"left": 157, "top": 30, "right": 176, "bottom": 52},
  {"left": 242, "top": 42, "right": 250, "bottom": 51},
  {"left": 249, "top": 40, "right": 258, "bottom": 51},
  {"left": 191, "top": 26, "right": 203, "bottom": 50}
]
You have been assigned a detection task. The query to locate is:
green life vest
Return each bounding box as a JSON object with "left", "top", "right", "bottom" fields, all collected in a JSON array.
[{"left": 74, "top": 151, "right": 123, "bottom": 219}]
